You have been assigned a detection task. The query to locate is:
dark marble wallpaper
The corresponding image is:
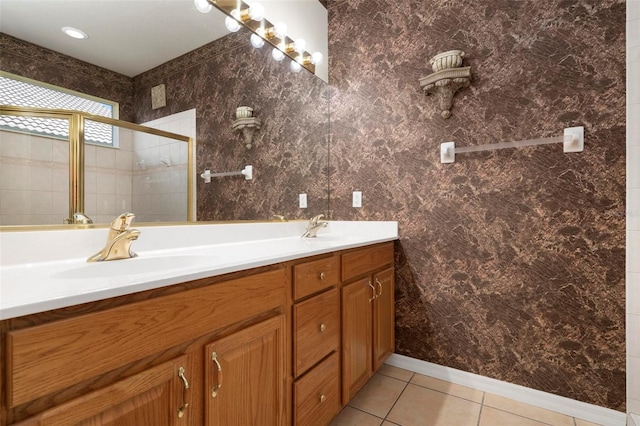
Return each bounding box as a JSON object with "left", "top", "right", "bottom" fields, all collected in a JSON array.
[
  {"left": 133, "top": 28, "right": 330, "bottom": 221},
  {"left": 0, "top": 33, "right": 134, "bottom": 121},
  {"left": 328, "top": 0, "right": 626, "bottom": 411}
]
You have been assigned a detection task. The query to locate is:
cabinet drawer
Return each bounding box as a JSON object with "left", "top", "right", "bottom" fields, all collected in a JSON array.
[
  {"left": 293, "top": 288, "right": 340, "bottom": 377},
  {"left": 293, "top": 255, "right": 340, "bottom": 300},
  {"left": 341, "top": 243, "right": 393, "bottom": 282},
  {"left": 293, "top": 352, "right": 341, "bottom": 426}
]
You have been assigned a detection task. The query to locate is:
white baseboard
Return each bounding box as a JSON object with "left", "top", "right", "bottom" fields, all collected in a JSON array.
[
  {"left": 385, "top": 353, "right": 627, "bottom": 426},
  {"left": 629, "top": 413, "right": 640, "bottom": 426}
]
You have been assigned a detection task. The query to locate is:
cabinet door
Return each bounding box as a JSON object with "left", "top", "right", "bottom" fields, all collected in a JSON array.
[
  {"left": 341, "top": 277, "right": 373, "bottom": 405},
  {"left": 372, "top": 268, "right": 395, "bottom": 371},
  {"left": 205, "top": 315, "right": 286, "bottom": 426},
  {"left": 16, "top": 356, "right": 191, "bottom": 426}
]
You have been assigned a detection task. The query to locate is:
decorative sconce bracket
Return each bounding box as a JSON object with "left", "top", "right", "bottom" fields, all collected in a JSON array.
[
  {"left": 419, "top": 50, "right": 471, "bottom": 119},
  {"left": 232, "top": 117, "right": 262, "bottom": 149}
]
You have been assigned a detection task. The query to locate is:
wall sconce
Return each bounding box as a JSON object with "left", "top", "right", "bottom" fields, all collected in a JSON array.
[
  {"left": 232, "top": 106, "right": 261, "bottom": 149},
  {"left": 419, "top": 50, "right": 471, "bottom": 119}
]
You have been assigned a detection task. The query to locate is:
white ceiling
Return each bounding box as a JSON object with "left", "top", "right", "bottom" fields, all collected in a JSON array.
[{"left": 0, "top": 0, "right": 229, "bottom": 77}]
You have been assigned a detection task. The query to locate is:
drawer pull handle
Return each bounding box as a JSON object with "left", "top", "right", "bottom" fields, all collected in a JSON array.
[
  {"left": 319, "top": 272, "right": 326, "bottom": 280},
  {"left": 368, "top": 281, "right": 376, "bottom": 303},
  {"left": 320, "top": 394, "right": 326, "bottom": 403},
  {"left": 320, "top": 323, "right": 326, "bottom": 332},
  {"left": 375, "top": 278, "right": 383, "bottom": 298},
  {"left": 211, "top": 351, "right": 223, "bottom": 398},
  {"left": 177, "top": 366, "right": 190, "bottom": 418}
]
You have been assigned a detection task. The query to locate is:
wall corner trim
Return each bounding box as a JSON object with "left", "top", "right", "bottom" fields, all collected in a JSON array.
[{"left": 385, "top": 354, "right": 626, "bottom": 426}]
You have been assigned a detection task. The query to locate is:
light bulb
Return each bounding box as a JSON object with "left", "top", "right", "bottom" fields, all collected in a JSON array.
[
  {"left": 272, "top": 48, "right": 285, "bottom": 62},
  {"left": 290, "top": 60, "right": 302, "bottom": 73},
  {"left": 194, "top": 0, "right": 212, "bottom": 13},
  {"left": 274, "top": 22, "right": 287, "bottom": 39},
  {"left": 248, "top": 3, "right": 265, "bottom": 21},
  {"left": 312, "top": 51, "right": 323, "bottom": 64},
  {"left": 225, "top": 9, "right": 241, "bottom": 32},
  {"left": 250, "top": 33, "right": 265, "bottom": 48},
  {"left": 294, "top": 38, "right": 306, "bottom": 53},
  {"left": 61, "top": 26, "right": 88, "bottom": 39}
]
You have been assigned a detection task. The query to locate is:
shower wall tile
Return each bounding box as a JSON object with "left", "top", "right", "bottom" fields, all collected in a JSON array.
[
  {"left": 28, "top": 167, "right": 52, "bottom": 191},
  {"left": 52, "top": 139, "right": 68, "bottom": 164},
  {"left": 0, "top": 163, "right": 27, "bottom": 190},
  {"left": 329, "top": 0, "right": 626, "bottom": 411},
  {"left": 96, "top": 147, "right": 116, "bottom": 170},
  {"left": 0, "top": 131, "right": 28, "bottom": 158},
  {"left": 115, "top": 150, "right": 132, "bottom": 171},
  {"left": 28, "top": 136, "right": 52, "bottom": 161}
]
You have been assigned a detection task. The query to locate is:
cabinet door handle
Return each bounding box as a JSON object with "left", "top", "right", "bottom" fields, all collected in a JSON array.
[
  {"left": 177, "top": 366, "right": 190, "bottom": 418},
  {"left": 375, "top": 278, "right": 382, "bottom": 298},
  {"left": 368, "top": 281, "right": 376, "bottom": 303},
  {"left": 211, "top": 351, "right": 223, "bottom": 398},
  {"left": 320, "top": 323, "right": 326, "bottom": 332},
  {"left": 320, "top": 394, "right": 326, "bottom": 403},
  {"left": 319, "top": 271, "right": 326, "bottom": 280}
]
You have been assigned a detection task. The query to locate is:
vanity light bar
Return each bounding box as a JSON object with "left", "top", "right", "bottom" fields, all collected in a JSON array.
[{"left": 211, "top": 0, "right": 316, "bottom": 75}]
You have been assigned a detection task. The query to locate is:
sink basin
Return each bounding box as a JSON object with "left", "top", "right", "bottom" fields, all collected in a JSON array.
[{"left": 53, "top": 255, "right": 217, "bottom": 279}]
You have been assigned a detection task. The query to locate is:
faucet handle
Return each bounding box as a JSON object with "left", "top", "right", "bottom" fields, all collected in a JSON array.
[
  {"left": 111, "top": 212, "right": 136, "bottom": 232},
  {"left": 309, "top": 214, "right": 325, "bottom": 225}
]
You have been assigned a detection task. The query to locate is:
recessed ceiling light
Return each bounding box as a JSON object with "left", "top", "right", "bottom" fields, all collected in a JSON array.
[{"left": 61, "top": 26, "right": 88, "bottom": 40}]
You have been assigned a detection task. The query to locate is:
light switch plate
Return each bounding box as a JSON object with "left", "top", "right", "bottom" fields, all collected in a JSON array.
[
  {"left": 352, "top": 191, "right": 362, "bottom": 208},
  {"left": 299, "top": 193, "right": 307, "bottom": 208}
]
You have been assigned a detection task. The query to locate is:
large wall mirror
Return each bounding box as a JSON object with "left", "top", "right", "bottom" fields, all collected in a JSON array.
[{"left": 0, "top": 0, "right": 329, "bottom": 227}]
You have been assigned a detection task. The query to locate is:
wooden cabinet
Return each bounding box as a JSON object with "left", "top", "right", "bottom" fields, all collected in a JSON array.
[
  {"left": 0, "top": 242, "right": 395, "bottom": 425},
  {"left": 341, "top": 243, "right": 395, "bottom": 404},
  {"left": 204, "top": 315, "right": 286, "bottom": 426},
  {"left": 293, "top": 352, "right": 340, "bottom": 426},
  {"left": 372, "top": 268, "right": 395, "bottom": 371},
  {"left": 291, "top": 255, "right": 341, "bottom": 426},
  {"left": 3, "top": 268, "right": 287, "bottom": 425},
  {"left": 341, "top": 277, "right": 373, "bottom": 403},
  {"left": 14, "top": 356, "right": 190, "bottom": 426}
]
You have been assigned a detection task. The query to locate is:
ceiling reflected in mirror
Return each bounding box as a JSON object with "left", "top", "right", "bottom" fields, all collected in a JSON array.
[{"left": 0, "top": 0, "right": 230, "bottom": 78}]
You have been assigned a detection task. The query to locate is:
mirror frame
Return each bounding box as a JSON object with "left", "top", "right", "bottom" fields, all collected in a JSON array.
[{"left": 0, "top": 105, "right": 195, "bottom": 226}]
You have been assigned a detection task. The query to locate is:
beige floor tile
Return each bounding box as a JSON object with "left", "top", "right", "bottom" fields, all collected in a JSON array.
[
  {"left": 479, "top": 406, "right": 548, "bottom": 426},
  {"left": 575, "top": 419, "right": 602, "bottom": 426},
  {"left": 381, "top": 422, "right": 401, "bottom": 426},
  {"left": 348, "top": 374, "right": 407, "bottom": 418},
  {"left": 329, "top": 406, "right": 383, "bottom": 426},
  {"left": 386, "top": 383, "right": 481, "bottom": 426},
  {"left": 378, "top": 364, "right": 414, "bottom": 382},
  {"left": 410, "top": 373, "right": 484, "bottom": 403},
  {"left": 483, "top": 393, "right": 574, "bottom": 426}
]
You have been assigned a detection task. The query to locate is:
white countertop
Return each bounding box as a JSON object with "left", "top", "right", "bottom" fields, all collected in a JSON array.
[{"left": 0, "top": 221, "right": 398, "bottom": 320}]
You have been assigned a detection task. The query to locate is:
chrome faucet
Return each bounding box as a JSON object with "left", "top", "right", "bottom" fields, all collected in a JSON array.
[
  {"left": 302, "top": 214, "right": 328, "bottom": 238},
  {"left": 87, "top": 212, "right": 140, "bottom": 262}
]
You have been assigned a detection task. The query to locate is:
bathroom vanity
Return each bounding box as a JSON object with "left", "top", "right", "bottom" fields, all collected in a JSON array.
[{"left": 0, "top": 221, "right": 397, "bottom": 425}]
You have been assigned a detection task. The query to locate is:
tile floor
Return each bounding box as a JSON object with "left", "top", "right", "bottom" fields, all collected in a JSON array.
[{"left": 330, "top": 365, "right": 602, "bottom": 426}]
